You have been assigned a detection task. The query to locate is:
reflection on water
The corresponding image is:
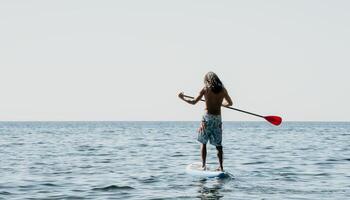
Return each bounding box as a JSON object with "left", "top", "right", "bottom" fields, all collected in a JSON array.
[{"left": 197, "top": 174, "right": 233, "bottom": 199}]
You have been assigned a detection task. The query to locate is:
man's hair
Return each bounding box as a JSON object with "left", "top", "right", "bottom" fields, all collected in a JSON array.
[{"left": 204, "top": 71, "right": 224, "bottom": 94}]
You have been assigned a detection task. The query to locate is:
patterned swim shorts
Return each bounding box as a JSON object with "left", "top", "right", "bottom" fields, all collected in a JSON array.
[{"left": 197, "top": 114, "right": 222, "bottom": 146}]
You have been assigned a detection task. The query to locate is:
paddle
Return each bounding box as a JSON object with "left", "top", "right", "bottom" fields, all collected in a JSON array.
[{"left": 182, "top": 94, "right": 282, "bottom": 126}]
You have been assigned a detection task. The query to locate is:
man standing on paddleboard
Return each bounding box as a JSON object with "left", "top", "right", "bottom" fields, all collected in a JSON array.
[{"left": 178, "top": 72, "right": 233, "bottom": 171}]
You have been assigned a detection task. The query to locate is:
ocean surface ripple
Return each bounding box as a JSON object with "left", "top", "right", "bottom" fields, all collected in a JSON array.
[{"left": 0, "top": 122, "right": 349, "bottom": 199}]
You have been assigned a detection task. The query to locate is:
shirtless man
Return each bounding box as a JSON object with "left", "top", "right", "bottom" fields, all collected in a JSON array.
[{"left": 178, "top": 71, "right": 233, "bottom": 171}]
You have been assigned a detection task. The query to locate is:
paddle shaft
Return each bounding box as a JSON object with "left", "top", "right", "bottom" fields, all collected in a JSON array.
[{"left": 183, "top": 94, "right": 264, "bottom": 118}]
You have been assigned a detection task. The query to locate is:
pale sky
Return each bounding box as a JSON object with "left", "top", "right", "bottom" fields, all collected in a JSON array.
[{"left": 0, "top": 1, "right": 349, "bottom": 121}]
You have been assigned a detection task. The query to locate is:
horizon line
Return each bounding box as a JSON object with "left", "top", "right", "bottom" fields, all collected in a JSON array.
[{"left": 0, "top": 120, "right": 349, "bottom": 123}]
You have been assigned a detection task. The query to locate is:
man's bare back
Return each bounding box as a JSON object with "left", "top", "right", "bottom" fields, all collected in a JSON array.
[{"left": 191, "top": 87, "right": 233, "bottom": 115}]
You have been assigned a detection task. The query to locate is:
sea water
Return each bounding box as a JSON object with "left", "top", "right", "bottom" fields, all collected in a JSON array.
[{"left": 0, "top": 122, "right": 349, "bottom": 200}]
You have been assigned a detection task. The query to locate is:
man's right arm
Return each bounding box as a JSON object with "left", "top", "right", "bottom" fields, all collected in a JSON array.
[{"left": 222, "top": 88, "right": 233, "bottom": 107}]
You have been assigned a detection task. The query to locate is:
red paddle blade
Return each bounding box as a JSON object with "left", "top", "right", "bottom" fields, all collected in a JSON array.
[{"left": 264, "top": 116, "right": 282, "bottom": 126}]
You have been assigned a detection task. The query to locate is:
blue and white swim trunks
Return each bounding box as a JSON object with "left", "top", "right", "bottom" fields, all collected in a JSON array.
[{"left": 197, "top": 114, "right": 222, "bottom": 146}]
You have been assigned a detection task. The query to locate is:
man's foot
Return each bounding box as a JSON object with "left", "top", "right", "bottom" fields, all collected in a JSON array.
[
  {"left": 215, "top": 167, "right": 224, "bottom": 172},
  {"left": 200, "top": 166, "right": 207, "bottom": 171}
]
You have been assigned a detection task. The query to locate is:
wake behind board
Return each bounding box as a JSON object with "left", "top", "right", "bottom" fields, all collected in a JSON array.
[{"left": 186, "top": 162, "right": 226, "bottom": 178}]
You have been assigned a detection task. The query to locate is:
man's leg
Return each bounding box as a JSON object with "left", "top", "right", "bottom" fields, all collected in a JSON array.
[
  {"left": 201, "top": 144, "right": 207, "bottom": 168},
  {"left": 216, "top": 146, "right": 223, "bottom": 171}
]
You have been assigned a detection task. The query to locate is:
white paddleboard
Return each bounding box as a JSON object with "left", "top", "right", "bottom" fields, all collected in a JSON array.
[{"left": 186, "top": 162, "right": 226, "bottom": 178}]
